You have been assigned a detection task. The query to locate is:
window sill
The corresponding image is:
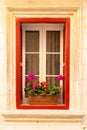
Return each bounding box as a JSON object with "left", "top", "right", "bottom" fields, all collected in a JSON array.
[{"left": 1, "top": 110, "right": 85, "bottom": 123}]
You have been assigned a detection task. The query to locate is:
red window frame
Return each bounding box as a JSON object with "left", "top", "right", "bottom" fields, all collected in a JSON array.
[{"left": 16, "top": 18, "right": 70, "bottom": 109}]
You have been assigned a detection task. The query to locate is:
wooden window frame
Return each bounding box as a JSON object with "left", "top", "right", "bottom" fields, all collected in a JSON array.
[{"left": 16, "top": 18, "right": 70, "bottom": 109}]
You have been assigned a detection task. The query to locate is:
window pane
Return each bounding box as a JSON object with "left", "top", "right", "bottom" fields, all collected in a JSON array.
[
  {"left": 46, "top": 31, "right": 60, "bottom": 52},
  {"left": 46, "top": 77, "right": 56, "bottom": 86},
  {"left": 25, "top": 31, "right": 39, "bottom": 52},
  {"left": 25, "top": 54, "right": 39, "bottom": 75},
  {"left": 46, "top": 54, "right": 60, "bottom": 75},
  {"left": 46, "top": 77, "right": 64, "bottom": 104}
]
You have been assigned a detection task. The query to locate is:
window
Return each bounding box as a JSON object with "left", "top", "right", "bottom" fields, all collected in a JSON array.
[{"left": 16, "top": 18, "right": 70, "bottom": 109}]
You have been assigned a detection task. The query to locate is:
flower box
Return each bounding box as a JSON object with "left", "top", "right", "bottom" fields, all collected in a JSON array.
[
  {"left": 29, "top": 95, "right": 58, "bottom": 105},
  {"left": 24, "top": 73, "right": 64, "bottom": 105}
]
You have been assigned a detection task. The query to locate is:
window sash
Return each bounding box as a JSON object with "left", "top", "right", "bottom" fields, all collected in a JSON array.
[{"left": 22, "top": 23, "right": 64, "bottom": 103}]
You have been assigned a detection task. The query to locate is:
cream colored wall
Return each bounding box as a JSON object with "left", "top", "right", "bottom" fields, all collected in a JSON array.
[
  {"left": 5, "top": 0, "right": 81, "bottom": 7},
  {"left": 0, "top": 0, "right": 87, "bottom": 129},
  {"left": 0, "top": 0, "right": 7, "bottom": 110}
]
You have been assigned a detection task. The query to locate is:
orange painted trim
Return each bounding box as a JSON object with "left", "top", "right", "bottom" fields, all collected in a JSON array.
[
  {"left": 16, "top": 18, "right": 68, "bottom": 23},
  {"left": 16, "top": 18, "right": 70, "bottom": 109},
  {"left": 16, "top": 20, "right": 21, "bottom": 107},
  {"left": 64, "top": 18, "right": 70, "bottom": 108}
]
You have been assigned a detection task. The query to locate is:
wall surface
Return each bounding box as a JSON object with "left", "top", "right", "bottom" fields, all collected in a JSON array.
[{"left": 0, "top": 0, "right": 87, "bottom": 129}]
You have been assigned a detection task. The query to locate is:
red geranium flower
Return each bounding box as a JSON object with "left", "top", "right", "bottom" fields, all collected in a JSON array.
[
  {"left": 41, "top": 81, "right": 48, "bottom": 87},
  {"left": 32, "top": 83, "right": 39, "bottom": 89}
]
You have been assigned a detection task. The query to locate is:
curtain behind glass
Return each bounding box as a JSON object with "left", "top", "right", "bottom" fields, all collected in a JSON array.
[
  {"left": 46, "top": 31, "right": 63, "bottom": 104},
  {"left": 46, "top": 31, "right": 60, "bottom": 78},
  {"left": 25, "top": 31, "right": 39, "bottom": 75}
]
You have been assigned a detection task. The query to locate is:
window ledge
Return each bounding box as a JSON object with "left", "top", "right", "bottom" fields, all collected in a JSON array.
[{"left": 0, "top": 110, "right": 85, "bottom": 123}]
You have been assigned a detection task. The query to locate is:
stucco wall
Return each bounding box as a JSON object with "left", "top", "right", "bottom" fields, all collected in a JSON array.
[{"left": 0, "top": 0, "right": 87, "bottom": 129}]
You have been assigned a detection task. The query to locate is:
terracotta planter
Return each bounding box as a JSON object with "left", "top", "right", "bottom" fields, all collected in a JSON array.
[{"left": 29, "top": 95, "right": 58, "bottom": 105}]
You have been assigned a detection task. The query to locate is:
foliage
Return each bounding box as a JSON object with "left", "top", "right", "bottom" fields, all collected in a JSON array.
[{"left": 24, "top": 73, "right": 64, "bottom": 97}]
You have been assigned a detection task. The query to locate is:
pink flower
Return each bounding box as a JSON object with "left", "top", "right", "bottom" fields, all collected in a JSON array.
[
  {"left": 26, "top": 78, "right": 31, "bottom": 83},
  {"left": 28, "top": 73, "right": 36, "bottom": 79},
  {"left": 26, "top": 73, "right": 36, "bottom": 83},
  {"left": 56, "top": 75, "right": 64, "bottom": 82}
]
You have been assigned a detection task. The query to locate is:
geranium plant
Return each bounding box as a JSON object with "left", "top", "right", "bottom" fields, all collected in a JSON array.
[{"left": 24, "top": 73, "right": 64, "bottom": 97}]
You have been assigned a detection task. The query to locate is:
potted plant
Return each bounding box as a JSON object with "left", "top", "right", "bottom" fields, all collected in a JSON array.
[{"left": 24, "top": 73, "right": 64, "bottom": 105}]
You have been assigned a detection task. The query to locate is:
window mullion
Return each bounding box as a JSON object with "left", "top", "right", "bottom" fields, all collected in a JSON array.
[
  {"left": 39, "top": 28, "right": 43, "bottom": 82},
  {"left": 42, "top": 26, "right": 46, "bottom": 81}
]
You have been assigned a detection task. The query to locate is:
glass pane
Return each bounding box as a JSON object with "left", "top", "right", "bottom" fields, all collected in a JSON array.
[
  {"left": 46, "top": 77, "right": 64, "bottom": 104},
  {"left": 46, "top": 31, "right": 60, "bottom": 52},
  {"left": 25, "top": 31, "right": 39, "bottom": 52},
  {"left": 46, "top": 77, "right": 56, "bottom": 87},
  {"left": 25, "top": 54, "right": 39, "bottom": 75},
  {"left": 46, "top": 54, "right": 60, "bottom": 75}
]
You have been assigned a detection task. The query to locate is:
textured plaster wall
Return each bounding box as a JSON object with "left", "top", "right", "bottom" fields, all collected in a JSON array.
[
  {"left": 5, "top": 0, "right": 81, "bottom": 7},
  {"left": 0, "top": 0, "right": 7, "bottom": 110},
  {"left": 0, "top": 0, "right": 87, "bottom": 129}
]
